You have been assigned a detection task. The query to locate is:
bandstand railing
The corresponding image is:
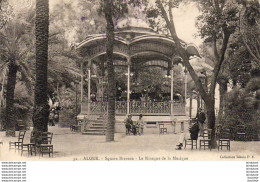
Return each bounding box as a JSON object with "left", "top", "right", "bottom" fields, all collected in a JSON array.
[
  {"left": 130, "top": 101, "right": 171, "bottom": 114},
  {"left": 81, "top": 101, "right": 186, "bottom": 115}
]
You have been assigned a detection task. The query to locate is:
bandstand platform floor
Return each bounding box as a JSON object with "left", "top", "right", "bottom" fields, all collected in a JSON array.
[{"left": 77, "top": 114, "right": 190, "bottom": 134}]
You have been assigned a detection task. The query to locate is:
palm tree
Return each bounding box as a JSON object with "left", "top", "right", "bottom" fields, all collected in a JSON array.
[
  {"left": 103, "top": 0, "right": 116, "bottom": 142},
  {"left": 32, "top": 0, "right": 49, "bottom": 142},
  {"left": 101, "top": 0, "right": 141, "bottom": 141},
  {"left": 0, "top": 10, "right": 34, "bottom": 136}
]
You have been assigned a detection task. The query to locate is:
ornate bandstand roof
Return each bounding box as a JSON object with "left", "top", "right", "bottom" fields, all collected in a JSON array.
[{"left": 75, "top": 17, "right": 200, "bottom": 70}]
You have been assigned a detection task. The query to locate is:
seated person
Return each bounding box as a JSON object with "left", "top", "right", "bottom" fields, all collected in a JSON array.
[
  {"left": 176, "top": 120, "right": 200, "bottom": 150},
  {"left": 132, "top": 123, "right": 137, "bottom": 135},
  {"left": 124, "top": 115, "right": 133, "bottom": 135}
]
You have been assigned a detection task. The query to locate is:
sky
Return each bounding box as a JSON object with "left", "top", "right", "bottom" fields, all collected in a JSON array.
[
  {"left": 9, "top": 0, "right": 203, "bottom": 47},
  {"left": 173, "top": 3, "right": 203, "bottom": 46}
]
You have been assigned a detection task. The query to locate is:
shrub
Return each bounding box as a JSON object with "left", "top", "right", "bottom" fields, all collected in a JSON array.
[{"left": 221, "top": 87, "right": 260, "bottom": 140}]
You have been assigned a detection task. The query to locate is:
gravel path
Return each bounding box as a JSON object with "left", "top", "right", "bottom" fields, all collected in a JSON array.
[{"left": 0, "top": 125, "right": 259, "bottom": 161}]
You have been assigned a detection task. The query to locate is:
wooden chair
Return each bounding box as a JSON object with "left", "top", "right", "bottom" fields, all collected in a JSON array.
[
  {"left": 159, "top": 123, "right": 167, "bottom": 134},
  {"left": 21, "top": 132, "right": 38, "bottom": 156},
  {"left": 9, "top": 130, "right": 26, "bottom": 151},
  {"left": 41, "top": 132, "right": 53, "bottom": 144},
  {"left": 185, "top": 120, "right": 200, "bottom": 149},
  {"left": 184, "top": 139, "right": 197, "bottom": 150},
  {"left": 17, "top": 120, "right": 27, "bottom": 131},
  {"left": 218, "top": 129, "right": 231, "bottom": 151},
  {"left": 70, "top": 125, "right": 75, "bottom": 131},
  {"left": 71, "top": 124, "right": 80, "bottom": 132},
  {"left": 39, "top": 132, "right": 54, "bottom": 157},
  {"left": 199, "top": 129, "right": 212, "bottom": 150},
  {"left": 236, "top": 125, "right": 246, "bottom": 141}
]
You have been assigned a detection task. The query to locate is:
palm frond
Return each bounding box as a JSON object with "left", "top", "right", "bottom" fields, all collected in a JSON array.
[
  {"left": 19, "top": 60, "right": 34, "bottom": 77},
  {"left": 0, "top": 61, "right": 8, "bottom": 71},
  {"left": 64, "top": 66, "right": 82, "bottom": 77},
  {"left": 19, "top": 66, "right": 33, "bottom": 95},
  {"left": 0, "top": 64, "right": 8, "bottom": 83}
]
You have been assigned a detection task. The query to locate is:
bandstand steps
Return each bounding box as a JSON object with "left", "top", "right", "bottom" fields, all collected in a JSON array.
[
  {"left": 83, "top": 118, "right": 106, "bottom": 135},
  {"left": 87, "top": 128, "right": 105, "bottom": 132},
  {"left": 91, "top": 126, "right": 105, "bottom": 129},
  {"left": 94, "top": 120, "right": 104, "bottom": 123},
  {"left": 82, "top": 131, "right": 105, "bottom": 135},
  {"left": 92, "top": 123, "right": 104, "bottom": 126}
]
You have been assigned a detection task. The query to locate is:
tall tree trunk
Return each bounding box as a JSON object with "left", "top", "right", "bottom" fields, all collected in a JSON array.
[
  {"left": 205, "top": 98, "right": 217, "bottom": 147},
  {"left": 218, "top": 80, "right": 227, "bottom": 123},
  {"left": 156, "top": 0, "right": 230, "bottom": 148},
  {"left": 32, "top": 0, "right": 49, "bottom": 144},
  {"left": 104, "top": 0, "right": 116, "bottom": 142},
  {"left": 0, "top": 75, "right": 6, "bottom": 130},
  {"left": 5, "top": 61, "right": 18, "bottom": 136}
]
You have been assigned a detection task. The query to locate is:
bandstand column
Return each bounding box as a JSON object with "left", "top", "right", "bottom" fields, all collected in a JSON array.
[
  {"left": 80, "top": 62, "right": 84, "bottom": 104},
  {"left": 170, "top": 69, "right": 174, "bottom": 115},
  {"left": 87, "top": 67, "right": 91, "bottom": 115},
  {"left": 127, "top": 57, "right": 131, "bottom": 115},
  {"left": 101, "top": 77, "right": 104, "bottom": 101}
]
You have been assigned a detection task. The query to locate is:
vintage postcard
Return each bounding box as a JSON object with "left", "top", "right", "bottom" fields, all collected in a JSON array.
[{"left": 0, "top": 0, "right": 259, "bottom": 165}]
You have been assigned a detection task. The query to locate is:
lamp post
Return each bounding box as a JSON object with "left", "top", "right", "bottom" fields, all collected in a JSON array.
[{"left": 125, "top": 62, "right": 133, "bottom": 115}]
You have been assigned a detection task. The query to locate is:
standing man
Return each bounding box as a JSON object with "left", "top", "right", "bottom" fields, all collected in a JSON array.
[
  {"left": 136, "top": 114, "right": 144, "bottom": 135},
  {"left": 196, "top": 108, "right": 206, "bottom": 136}
]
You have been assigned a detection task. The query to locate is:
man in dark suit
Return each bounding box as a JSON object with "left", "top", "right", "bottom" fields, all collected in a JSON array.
[
  {"left": 196, "top": 108, "right": 206, "bottom": 136},
  {"left": 176, "top": 120, "right": 200, "bottom": 150}
]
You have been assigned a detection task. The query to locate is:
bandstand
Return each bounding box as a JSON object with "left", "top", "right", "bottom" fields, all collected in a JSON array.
[{"left": 74, "top": 18, "right": 200, "bottom": 134}]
